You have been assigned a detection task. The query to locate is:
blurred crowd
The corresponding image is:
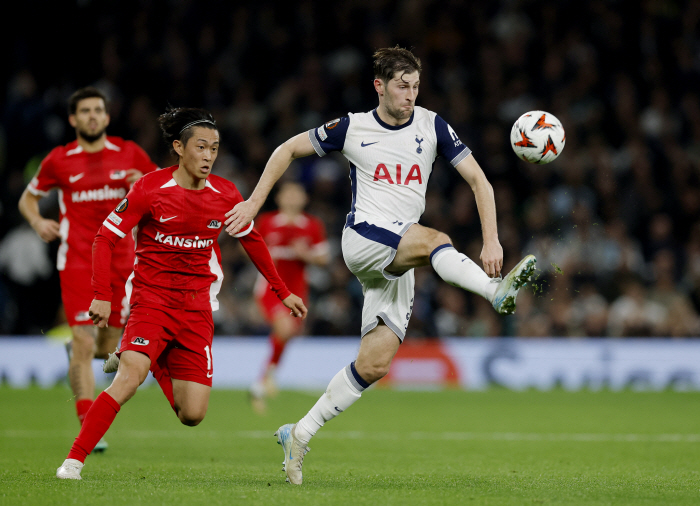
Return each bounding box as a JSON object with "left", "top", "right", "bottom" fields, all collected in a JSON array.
[{"left": 2, "top": 0, "right": 700, "bottom": 337}]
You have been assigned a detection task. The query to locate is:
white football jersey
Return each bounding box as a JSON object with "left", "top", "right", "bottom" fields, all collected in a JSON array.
[{"left": 308, "top": 106, "right": 471, "bottom": 226}]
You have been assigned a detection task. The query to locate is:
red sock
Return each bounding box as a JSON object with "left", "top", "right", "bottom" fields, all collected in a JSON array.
[
  {"left": 67, "top": 391, "right": 120, "bottom": 463},
  {"left": 76, "top": 399, "right": 93, "bottom": 425},
  {"left": 268, "top": 334, "right": 287, "bottom": 366},
  {"left": 152, "top": 360, "right": 176, "bottom": 413}
]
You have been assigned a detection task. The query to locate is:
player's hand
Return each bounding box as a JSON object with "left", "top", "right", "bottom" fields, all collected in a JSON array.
[
  {"left": 31, "top": 218, "right": 61, "bottom": 242},
  {"left": 290, "top": 239, "right": 311, "bottom": 262},
  {"left": 480, "top": 239, "right": 503, "bottom": 278},
  {"left": 125, "top": 169, "right": 144, "bottom": 185},
  {"left": 282, "top": 294, "right": 308, "bottom": 319},
  {"left": 225, "top": 199, "right": 260, "bottom": 236},
  {"left": 88, "top": 299, "right": 112, "bottom": 328}
]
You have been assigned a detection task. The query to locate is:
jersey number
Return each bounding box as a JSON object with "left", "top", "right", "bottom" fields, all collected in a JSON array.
[{"left": 373, "top": 164, "right": 423, "bottom": 185}]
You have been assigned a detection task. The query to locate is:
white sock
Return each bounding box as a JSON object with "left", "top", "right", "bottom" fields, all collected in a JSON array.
[
  {"left": 295, "top": 362, "right": 367, "bottom": 444},
  {"left": 430, "top": 244, "right": 497, "bottom": 301}
]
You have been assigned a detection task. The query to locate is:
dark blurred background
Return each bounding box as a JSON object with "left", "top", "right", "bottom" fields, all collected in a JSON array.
[{"left": 1, "top": 0, "right": 700, "bottom": 338}]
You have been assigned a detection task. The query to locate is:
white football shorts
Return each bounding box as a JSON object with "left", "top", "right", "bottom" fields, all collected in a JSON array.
[{"left": 341, "top": 219, "right": 415, "bottom": 342}]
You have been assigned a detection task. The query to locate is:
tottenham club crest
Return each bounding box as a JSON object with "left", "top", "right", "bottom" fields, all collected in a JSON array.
[{"left": 415, "top": 136, "right": 424, "bottom": 153}]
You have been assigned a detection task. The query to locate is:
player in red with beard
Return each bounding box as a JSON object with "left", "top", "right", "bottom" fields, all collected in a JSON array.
[
  {"left": 56, "top": 107, "right": 307, "bottom": 480},
  {"left": 18, "top": 87, "right": 157, "bottom": 451},
  {"left": 249, "top": 182, "right": 329, "bottom": 413}
]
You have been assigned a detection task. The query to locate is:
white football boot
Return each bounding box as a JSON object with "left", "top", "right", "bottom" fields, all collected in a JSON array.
[
  {"left": 491, "top": 254, "right": 537, "bottom": 315},
  {"left": 102, "top": 348, "right": 120, "bottom": 373},
  {"left": 56, "top": 458, "right": 83, "bottom": 480},
  {"left": 275, "top": 423, "right": 309, "bottom": 485}
]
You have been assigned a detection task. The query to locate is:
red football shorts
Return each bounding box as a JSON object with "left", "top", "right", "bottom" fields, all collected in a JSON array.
[
  {"left": 257, "top": 287, "right": 304, "bottom": 330},
  {"left": 119, "top": 303, "right": 215, "bottom": 387},
  {"left": 60, "top": 267, "right": 129, "bottom": 327}
]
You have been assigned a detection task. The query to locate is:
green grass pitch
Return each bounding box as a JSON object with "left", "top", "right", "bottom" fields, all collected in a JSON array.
[{"left": 1, "top": 385, "right": 699, "bottom": 505}]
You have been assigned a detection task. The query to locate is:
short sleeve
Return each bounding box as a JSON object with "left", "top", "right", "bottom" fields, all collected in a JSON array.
[
  {"left": 100, "top": 178, "right": 150, "bottom": 239},
  {"left": 308, "top": 117, "right": 350, "bottom": 156},
  {"left": 435, "top": 115, "right": 471, "bottom": 167},
  {"left": 129, "top": 142, "right": 159, "bottom": 174},
  {"left": 27, "top": 150, "right": 60, "bottom": 196}
]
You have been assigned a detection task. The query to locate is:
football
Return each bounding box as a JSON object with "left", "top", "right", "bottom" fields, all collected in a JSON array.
[{"left": 510, "top": 110, "right": 566, "bottom": 164}]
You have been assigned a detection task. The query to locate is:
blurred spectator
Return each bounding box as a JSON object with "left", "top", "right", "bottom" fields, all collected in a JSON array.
[
  {"left": 608, "top": 277, "right": 667, "bottom": 337},
  {"left": 0, "top": 224, "right": 60, "bottom": 333},
  {"left": 649, "top": 249, "right": 700, "bottom": 336},
  {"left": 569, "top": 283, "right": 609, "bottom": 337},
  {"left": 434, "top": 285, "right": 470, "bottom": 337}
]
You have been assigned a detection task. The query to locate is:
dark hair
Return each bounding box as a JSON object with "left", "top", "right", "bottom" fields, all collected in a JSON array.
[
  {"left": 158, "top": 106, "right": 218, "bottom": 155},
  {"left": 373, "top": 46, "right": 422, "bottom": 83},
  {"left": 68, "top": 87, "right": 108, "bottom": 115}
]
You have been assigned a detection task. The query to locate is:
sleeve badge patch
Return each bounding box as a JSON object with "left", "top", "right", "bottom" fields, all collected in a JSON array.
[
  {"left": 317, "top": 126, "right": 328, "bottom": 141},
  {"left": 108, "top": 212, "right": 122, "bottom": 225},
  {"left": 115, "top": 198, "right": 129, "bottom": 213},
  {"left": 325, "top": 118, "right": 340, "bottom": 130}
]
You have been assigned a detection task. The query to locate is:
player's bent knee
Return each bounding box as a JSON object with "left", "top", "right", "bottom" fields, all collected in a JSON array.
[
  {"left": 175, "top": 397, "right": 208, "bottom": 426},
  {"left": 112, "top": 361, "right": 150, "bottom": 397},
  {"left": 357, "top": 361, "right": 391, "bottom": 384},
  {"left": 178, "top": 411, "right": 206, "bottom": 427},
  {"left": 432, "top": 230, "right": 452, "bottom": 249},
  {"left": 106, "top": 373, "right": 141, "bottom": 405},
  {"left": 411, "top": 227, "right": 452, "bottom": 261},
  {"left": 364, "top": 368, "right": 389, "bottom": 384},
  {"left": 114, "top": 372, "right": 141, "bottom": 393},
  {"left": 180, "top": 417, "right": 203, "bottom": 427}
]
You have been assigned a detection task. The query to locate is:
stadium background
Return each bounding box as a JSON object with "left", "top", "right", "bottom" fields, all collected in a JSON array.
[{"left": 1, "top": 0, "right": 700, "bottom": 341}]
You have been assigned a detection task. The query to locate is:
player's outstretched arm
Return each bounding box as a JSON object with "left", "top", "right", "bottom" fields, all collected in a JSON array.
[
  {"left": 18, "top": 189, "right": 60, "bottom": 242},
  {"left": 225, "top": 132, "right": 316, "bottom": 236},
  {"left": 454, "top": 153, "right": 503, "bottom": 277},
  {"left": 282, "top": 293, "right": 308, "bottom": 319}
]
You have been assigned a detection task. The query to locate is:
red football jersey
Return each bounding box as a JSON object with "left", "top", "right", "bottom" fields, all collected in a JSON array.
[
  {"left": 27, "top": 137, "right": 158, "bottom": 272},
  {"left": 254, "top": 211, "right": 328, "bottom": 298},
  {"left": 93, "top": 166, "right": 290, "bottom": 311}
]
